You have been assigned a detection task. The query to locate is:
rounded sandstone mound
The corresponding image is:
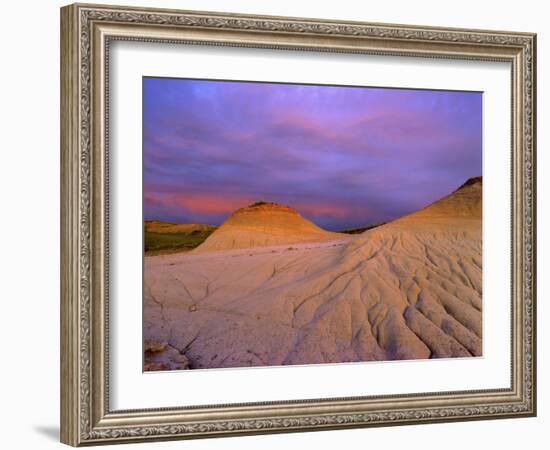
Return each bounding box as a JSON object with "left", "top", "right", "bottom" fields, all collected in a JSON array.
[
  {"left": 194, "top": 201, "right": 343, "bottom": 253},
  {"left": 389, "top": 176, "right": 482, "bottom": 231}
]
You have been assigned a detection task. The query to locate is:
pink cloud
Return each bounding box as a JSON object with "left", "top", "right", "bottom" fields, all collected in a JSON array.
[
  {"left": 296, "top": 202, "right": 351, "bottom": 219},
  {"left": 148, "top": 192, "right": 253, "bottom": 216}
]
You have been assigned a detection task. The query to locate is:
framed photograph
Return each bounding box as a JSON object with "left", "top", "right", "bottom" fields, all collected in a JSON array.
[{"left": 60, "top": 3, "right": 537, "bottom": 446}]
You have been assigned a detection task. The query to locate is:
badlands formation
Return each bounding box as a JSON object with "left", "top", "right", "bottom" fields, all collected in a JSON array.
[
  {"left": 144, "top": 220, "right": 216, "bottom": 234},
  {"left": 193, "top": 202, "right": 344, "bottom": 252},
  {"left": 144, "top": 178, "right": 482, "bottom": 370}
]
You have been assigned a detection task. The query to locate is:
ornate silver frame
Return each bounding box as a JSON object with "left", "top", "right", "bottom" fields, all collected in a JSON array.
[{"left": 60, "top": 3, "right": 537, "bottom": 446}]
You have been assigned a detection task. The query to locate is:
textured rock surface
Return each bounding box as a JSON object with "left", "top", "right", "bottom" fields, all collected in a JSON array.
[
  {"left": 395, "top": 176, "right": 482, "bottom": 225},
  {"left": 144, "top": 340, "right": 190, "bottom": 371},
  {"left": 144, "top": 178, "right": 482, "bottom": 369}
]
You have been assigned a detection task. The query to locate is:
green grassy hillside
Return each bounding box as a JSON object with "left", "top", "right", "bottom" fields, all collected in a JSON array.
[{"left": 144, "top": 221, "right": 216, "bottom": 255}]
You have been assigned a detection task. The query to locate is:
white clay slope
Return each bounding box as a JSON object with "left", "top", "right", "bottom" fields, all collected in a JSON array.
[{"left": 144, "top": 177, "right": 482, "bottom": 368}]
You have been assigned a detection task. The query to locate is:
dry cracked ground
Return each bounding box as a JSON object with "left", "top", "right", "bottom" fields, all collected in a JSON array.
[{"left": 144, "top": 178, "right": 482, "bottom": 370}]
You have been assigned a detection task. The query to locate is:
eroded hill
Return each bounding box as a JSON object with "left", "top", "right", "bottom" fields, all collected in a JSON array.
[{"left": 144, "top": 178, "right": 482, "bottom": 369}]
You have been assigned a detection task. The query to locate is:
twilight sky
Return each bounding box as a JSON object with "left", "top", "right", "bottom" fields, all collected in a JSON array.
[{"left": 143, "top": 77, "right": 482, "bottom": 230}]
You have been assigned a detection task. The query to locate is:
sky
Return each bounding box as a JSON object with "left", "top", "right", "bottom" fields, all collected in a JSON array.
[{"left": 143, "top": 77, "right": 482, "bottom": 231}]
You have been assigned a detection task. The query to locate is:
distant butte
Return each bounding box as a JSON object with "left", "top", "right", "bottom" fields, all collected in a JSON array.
[
  {"left": 194, "top": 201, "right": 344, "bottom": 253},
  {"left": 392, "top": 176, "right": 482, "bottom": 228}
]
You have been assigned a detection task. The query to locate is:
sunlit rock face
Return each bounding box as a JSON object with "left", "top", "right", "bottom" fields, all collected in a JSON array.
[{"left": 194, "top": 201, "right": 344, "bottom": 253}]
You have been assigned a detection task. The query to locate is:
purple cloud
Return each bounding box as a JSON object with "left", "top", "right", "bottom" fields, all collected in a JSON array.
[{"left": 144, "top": 78, "right": 482, "bottom": 230}]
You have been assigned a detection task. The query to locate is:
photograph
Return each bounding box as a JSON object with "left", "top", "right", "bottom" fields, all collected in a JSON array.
[
  {"left": 57, "top": 2, "right": 537, "bottom": 446},
  {"left": 142, "top": 78, "right": 483, "bottom": 371}
]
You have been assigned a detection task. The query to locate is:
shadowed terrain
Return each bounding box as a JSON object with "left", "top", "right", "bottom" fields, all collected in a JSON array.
[
  {"left": 144, "top": 221, "right": 217, "bottom": 255},
  {"left": 144, "top": 178, "right": 482, "bottom": 369}
]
